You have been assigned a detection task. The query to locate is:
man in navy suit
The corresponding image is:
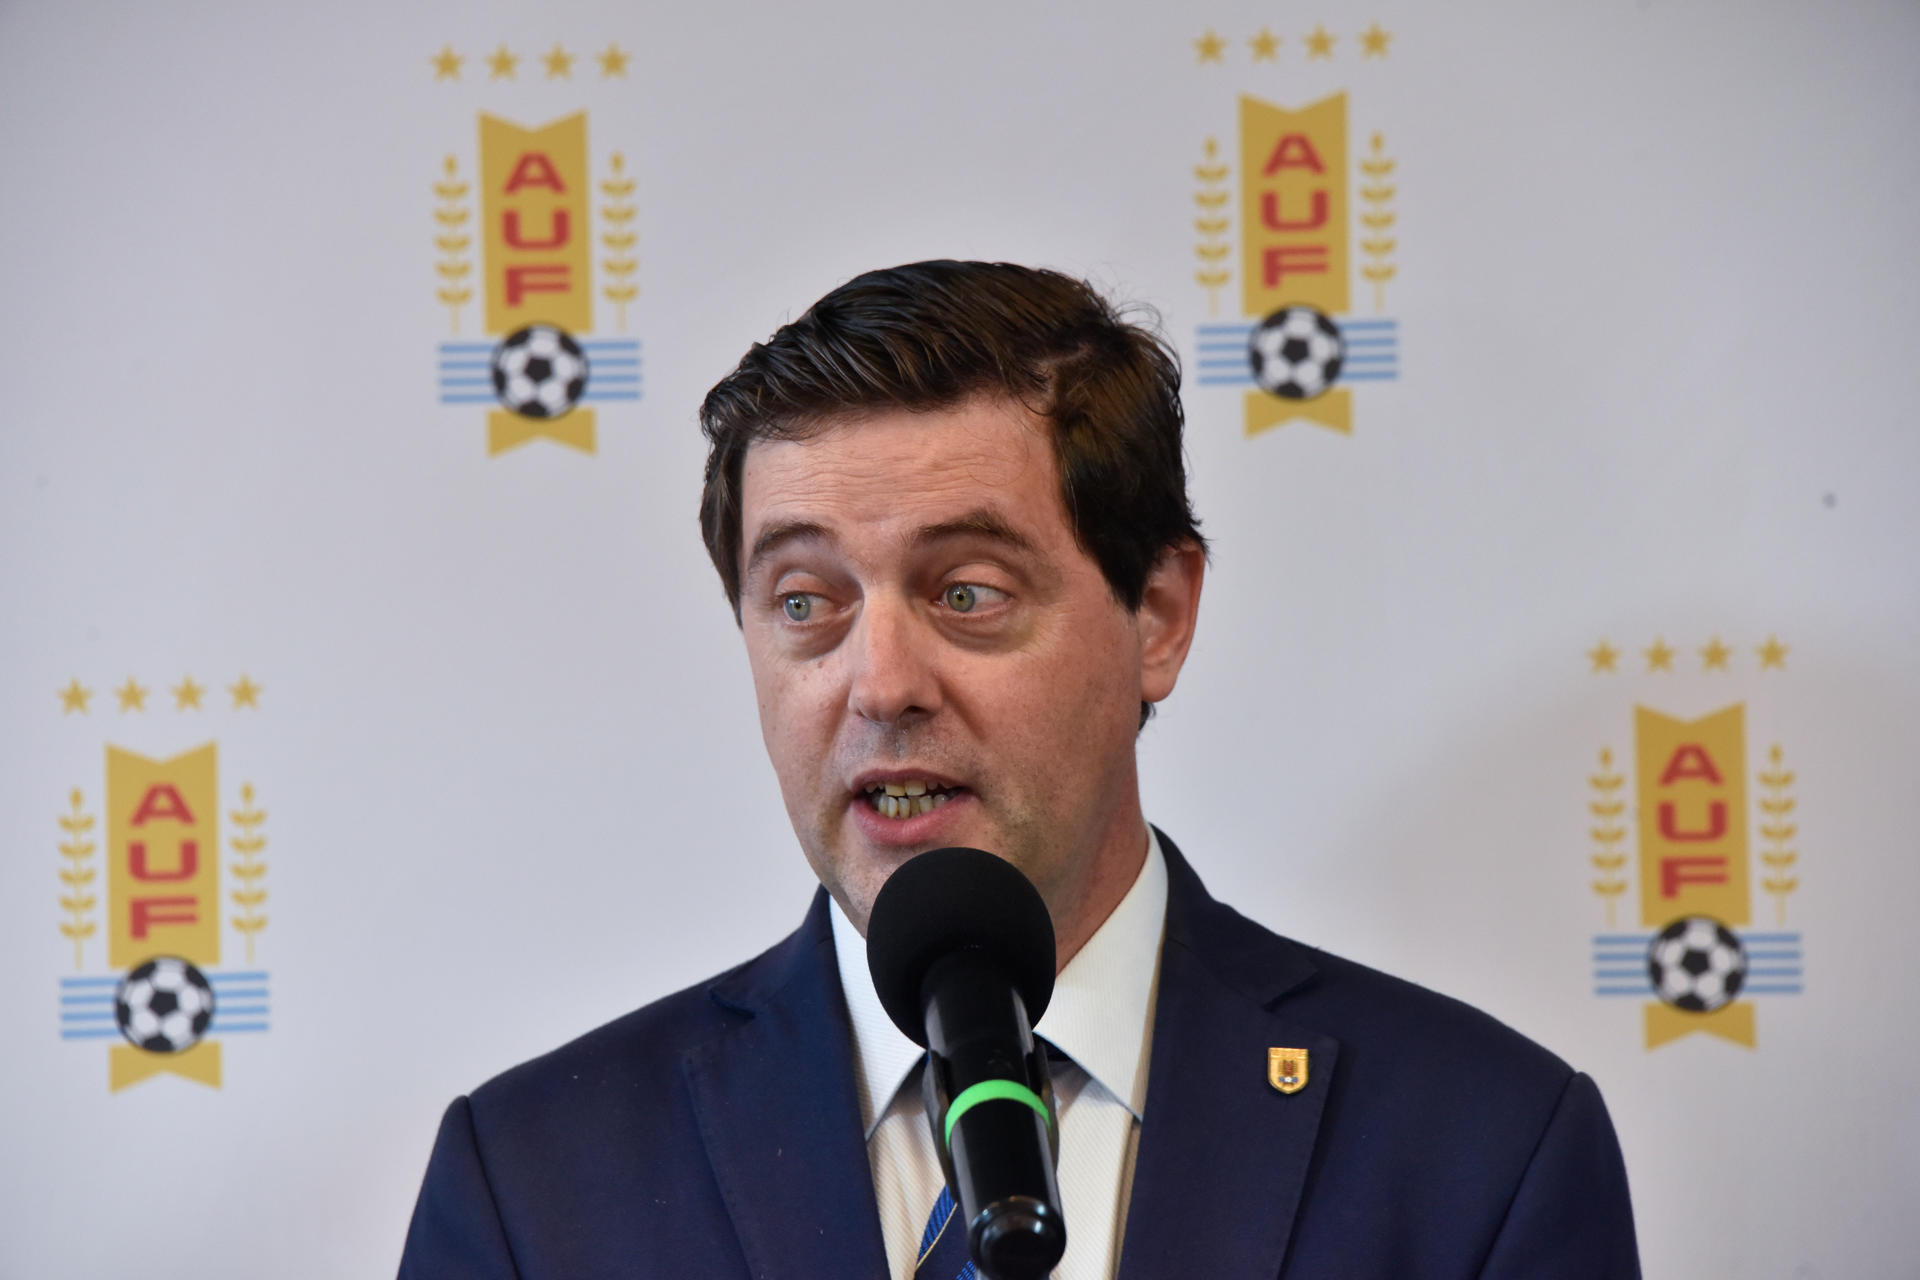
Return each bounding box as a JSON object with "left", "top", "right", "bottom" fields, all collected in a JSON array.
[{"left": 400, "top": 262, "right": 1639, "bottom": 1278}]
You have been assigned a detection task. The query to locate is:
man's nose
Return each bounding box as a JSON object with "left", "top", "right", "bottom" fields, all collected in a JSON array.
[{"left": 847, "top": 595, "right": 942, "bottom": 725}]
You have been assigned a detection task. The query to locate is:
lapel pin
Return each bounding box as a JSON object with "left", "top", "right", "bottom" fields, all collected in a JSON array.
[{"left": 1268, "top": 1047, "right": 1309, "bottom": 1095}]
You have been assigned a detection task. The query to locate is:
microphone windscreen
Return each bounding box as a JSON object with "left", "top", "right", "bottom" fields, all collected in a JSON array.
[{"left": 865, "top": 847, "right": 1056, "bottom": 1046}]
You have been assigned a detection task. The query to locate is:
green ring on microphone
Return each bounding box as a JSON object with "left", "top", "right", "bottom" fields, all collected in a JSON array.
[{"left": 943, "top": 1079, "right": 1051, "bottom": 1147}]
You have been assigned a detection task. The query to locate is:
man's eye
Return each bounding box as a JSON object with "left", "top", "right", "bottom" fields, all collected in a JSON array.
[
  {"left": 782, "top": 594, "right": 813, "bottom": 621},
  {"left": 942, "top": 584, "right": 1004, "bottom": 613}
]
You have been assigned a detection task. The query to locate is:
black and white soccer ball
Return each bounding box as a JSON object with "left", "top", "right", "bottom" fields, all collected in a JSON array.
[
  {"left": 115, "top": 956, "right": 215, "bottom": 1053},
  {"left": 1248, "top": 306, "right": 1345, "bottom": 400},
  {"left": 491, "top": 324, "right": 589, "bottom": 419},
  {"left": 1647, "top": 916, "right": 1747, "bottom": 1013}
]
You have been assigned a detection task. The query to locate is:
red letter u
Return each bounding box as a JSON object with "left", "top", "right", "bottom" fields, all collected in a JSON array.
[{"left": 130, "top": 839, "right": 198, "bottom": 881}]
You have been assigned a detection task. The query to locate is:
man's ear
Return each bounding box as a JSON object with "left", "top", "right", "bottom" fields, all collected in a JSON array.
[{"left": 1137, "top": 541, "right": 1206, "bottom": 706}]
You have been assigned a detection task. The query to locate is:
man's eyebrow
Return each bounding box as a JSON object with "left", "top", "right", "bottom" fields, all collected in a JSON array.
[
  {"left": 911, "top": 509, "right": 1037, "bottom": 556},
  {"left": 744, "top": 520, "right": 834, "bottom": 579}
]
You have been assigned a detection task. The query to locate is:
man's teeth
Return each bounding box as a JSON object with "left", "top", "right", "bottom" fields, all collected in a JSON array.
[{"left": 863, "top": 782, "right": 957, "bottom": 818}]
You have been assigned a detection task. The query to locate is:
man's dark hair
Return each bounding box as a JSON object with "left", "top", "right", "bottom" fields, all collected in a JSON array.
[{"left": 700, "top": 259, "right": 1205, "bottom": 603}]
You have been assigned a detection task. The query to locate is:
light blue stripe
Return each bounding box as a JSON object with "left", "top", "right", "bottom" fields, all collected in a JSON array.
[
  {"left": 588, "top": 357, "right": 641, "bottom": 367},
  {"left": 60, "top": 1010, "right": 118, "bottom": 1022},
  {"left": 589, "top": 374, "right": 641, "bottom": 384},
  {"left": 1594, "top": 935, "right": 1653, "bottom": 945},
  {"left": 441, "top": 395, "right": 500, "bottom": 404},
  {"left": 1591, "top": 952, "right": 1645, "bottom": 962},
  {"left": 60, "top": 1028, "right": 123, "bottom": 1040},
  {"left": 1591, "top": 970, "right": 1648, "bottom": 981},
  {"left": 58, "top": 977, "right": 122, "bottom": 988},
  {"left": 1747, "top": 950, "right": 1801, "bottom": 962},
  {"left": 61, "top": 994, "right": 114, "bottom": 1006},
  {"left": 1198, "top": 359, "right": 1252, "bottom": 370},
  {"left": 437, "top": 360, "right": 493, "bottom": 371},
  {"left": 208, "top": 1022, "right": 270, "bottom": 1033},
  {"left": 439, "top": 377, "right": 494, "bottom": 388},
  {"left": 1338, "top": 319, "right": 1398, "bottom": 330},
  {"left": 1746, "top": 968, "right": 1802, "bottom": 979},
  {"left": 1342, "top": 353, "right": 1399, "bottom": 364},
  {"left": 210, "top": 973, "right": 270, "bottom": 982},
  {"left": 1197, "top": 343, "right": 1250, "bottom": 354},
  {"left": 214, "top": 1005, "right": 270, "bottom": 1017},
  {"left": 1745, "top": 984, "right": 1803, "bottom": 995},
  {"left": 1341, "top": 371, "right": 1397, "bottom": 381},
  {"left": 1342, "top": 337, "right": 1399, "bottom": 348},
  {"left": 1197, "top": 376, "right": 1254, "bottom": 386},
  {"left": 1593, "top": 988, "right": 1648, "bottom": 996},
  {"left": 438, "top": 343, "right": 496, "bottom": 354},
  {"left": 581, "top": 391, "right": 641, "bottom": 401},
  {"left": 210, "top": 988, "right": 269, "bottom": 1000},
  {"left": 579, "top": 341, "right": 641, "bottom": 352},
  {"left": 1195, "top": 324, "right": 1255, "bottom": 336},
  {"left": 1741, "top": 934, "right": 1801, "bottom": 943}
]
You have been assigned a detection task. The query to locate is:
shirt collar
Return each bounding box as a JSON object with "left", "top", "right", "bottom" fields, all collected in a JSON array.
[{"left": 831, "top": 828, "right": 1169, "bottom": 1137}]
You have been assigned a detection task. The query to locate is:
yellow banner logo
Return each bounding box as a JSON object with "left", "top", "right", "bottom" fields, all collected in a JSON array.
[
  {"left": 1240, "top": 94, "right": 1349, "bottom": 319},
  {"left": 1634, "top": 706, "right": 1749, "bottom": 928},
  {"left": 479, "top": 113, "right": 592, "bottom": 335}
]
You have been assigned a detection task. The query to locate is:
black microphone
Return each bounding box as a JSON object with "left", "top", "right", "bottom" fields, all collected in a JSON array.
[{"left": 866, "top": 847, "right": 1066, "bottom": 1280}]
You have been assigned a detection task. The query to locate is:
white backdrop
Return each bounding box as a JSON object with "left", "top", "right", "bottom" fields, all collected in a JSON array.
[{"left": 3, "top": 1, "right": 1917, "bottom": 1276}]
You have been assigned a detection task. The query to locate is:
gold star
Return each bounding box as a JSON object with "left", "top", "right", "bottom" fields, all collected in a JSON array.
[
  {"left": 115, "top": 678, "right": 149, "bottom": 713},
  {"left": 1700, "top": 637, "right": 1732, "bottom": 671},
  {"left": 58, "top": 679, "right": 92, "bottom": 714},
  {"left": 1249, "top": 28, "right": 1281, "bottom": 60},
  {"left": 541, "top": 43, "right": 575, "bottom": 79},
  {"left": 230, "top": 675, "right": 263, "bottom": 709},
  {"left": 1194, "top": 30, "right": 1226, "bottom": 63},
  {"left": 1359, "top": 22, "right": 1392, "bottom": 57},
  {"left": 430, "top": 44, "right": 462, "bottom": 81},
  {"left": 486, "top": 45, "right": 518, "bottom": 80},
  {"left": 1587, "top": 641, "right": 1619, "bottom": 674},
  {"left": 597, "top": 43, "right": 630, "bottom": 77},
  {"left": 1757, "top": 636, "right": 1789, "bottom": 670},
  {"left": 1644, "top": 639, "right": 1675, "bottom": 672},
  {"left": 173, "top": 677, "right": 205, "bottom": 710},
  {"left": 1304, "top": 25, "right": 1337, "bottom": 59}
]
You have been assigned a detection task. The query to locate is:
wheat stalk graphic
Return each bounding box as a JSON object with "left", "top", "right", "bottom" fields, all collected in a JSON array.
[
  {"left": 1192, "top": 137, "right": 1231, "bottom": 317},
  {"left": 57, "top": 789, "right": 99, "bottom": 971},
  {"left": 1757, "top": 743, "right": 1799, "bottom": 925},
  {"left": 600, "top": 151, "right": 639, "bottom": 333},
  {"left": 1358, "top": 131, "right": 1397, "bottom": 313},
  {"left": 228, "top": 782, "right": 269, "bottom": 963},
  {"left": 1588, "top": 748, "right": 1629, "bottom": 928},
  {"left": 434, "top": 155, "right": 474, "bottom": 334}
]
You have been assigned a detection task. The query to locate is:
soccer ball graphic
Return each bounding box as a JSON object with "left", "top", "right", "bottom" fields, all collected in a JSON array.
[
  {"left": 1647, "top": 916, "right": 1748, "bottom": 1013},
  {"left": 490, "top": 324, "right": 589, "bottom": 419},
  {"left": 1248, "top": 306, "right": 1345, "bottom": 400},
  {"left": 115, "top": 956, "right": 215, "bottom": 1053}
]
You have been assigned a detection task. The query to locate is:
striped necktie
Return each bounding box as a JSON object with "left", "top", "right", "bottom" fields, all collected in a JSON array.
[{"left": 912, "top": 1185, "right": 976, "bottom": 1280}]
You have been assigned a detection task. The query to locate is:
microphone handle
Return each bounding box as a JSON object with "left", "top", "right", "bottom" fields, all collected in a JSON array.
[{"left": 922, "top": 952, "right": 1066, "bottom": 1280}]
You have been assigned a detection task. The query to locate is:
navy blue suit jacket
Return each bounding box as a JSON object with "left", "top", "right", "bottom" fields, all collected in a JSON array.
[{"left": 399, "top": 835, "right": 1639, "bottom": 1277}]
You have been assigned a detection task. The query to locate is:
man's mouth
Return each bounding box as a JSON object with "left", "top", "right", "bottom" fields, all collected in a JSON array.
[{"left": 861, "top": 780, "right": 966, "bottom": 819}]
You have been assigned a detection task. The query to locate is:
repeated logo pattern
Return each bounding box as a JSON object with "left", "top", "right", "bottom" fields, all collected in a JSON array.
[
  {"left": 54, "top": 675, "right": 273, "bottom": 1090},
  {"left": 431, "top": 40, "right": 642, "bottom": 457},
  {"left": 1189, "top": 23, "right": 1399, "bottom": 437},
  {"left": 1583, "top": 638, "right": 1803, "bottom": 1049}
]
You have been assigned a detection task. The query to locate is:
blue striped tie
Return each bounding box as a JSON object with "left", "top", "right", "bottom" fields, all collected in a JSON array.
[{"left": 912, "top": 1185, "right": 976, "bottom": 1280}]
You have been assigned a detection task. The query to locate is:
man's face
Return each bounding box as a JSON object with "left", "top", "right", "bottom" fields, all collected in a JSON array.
[{"left": 736, "top": 398, "right": 1195, "bottom": 951}]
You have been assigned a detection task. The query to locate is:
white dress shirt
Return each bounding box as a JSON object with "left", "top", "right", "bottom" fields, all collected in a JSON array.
[{"left": 830, "top": 830, "right": 1169, "bottom": 1280}]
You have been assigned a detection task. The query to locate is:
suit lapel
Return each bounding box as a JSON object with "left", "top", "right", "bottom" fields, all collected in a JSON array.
[
  {"left": 683, "top": 893, "right": 891, "bottom": 1280},
  {"left": 1117, "top": 835, "right": 1338, "bottom": 1280}
]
